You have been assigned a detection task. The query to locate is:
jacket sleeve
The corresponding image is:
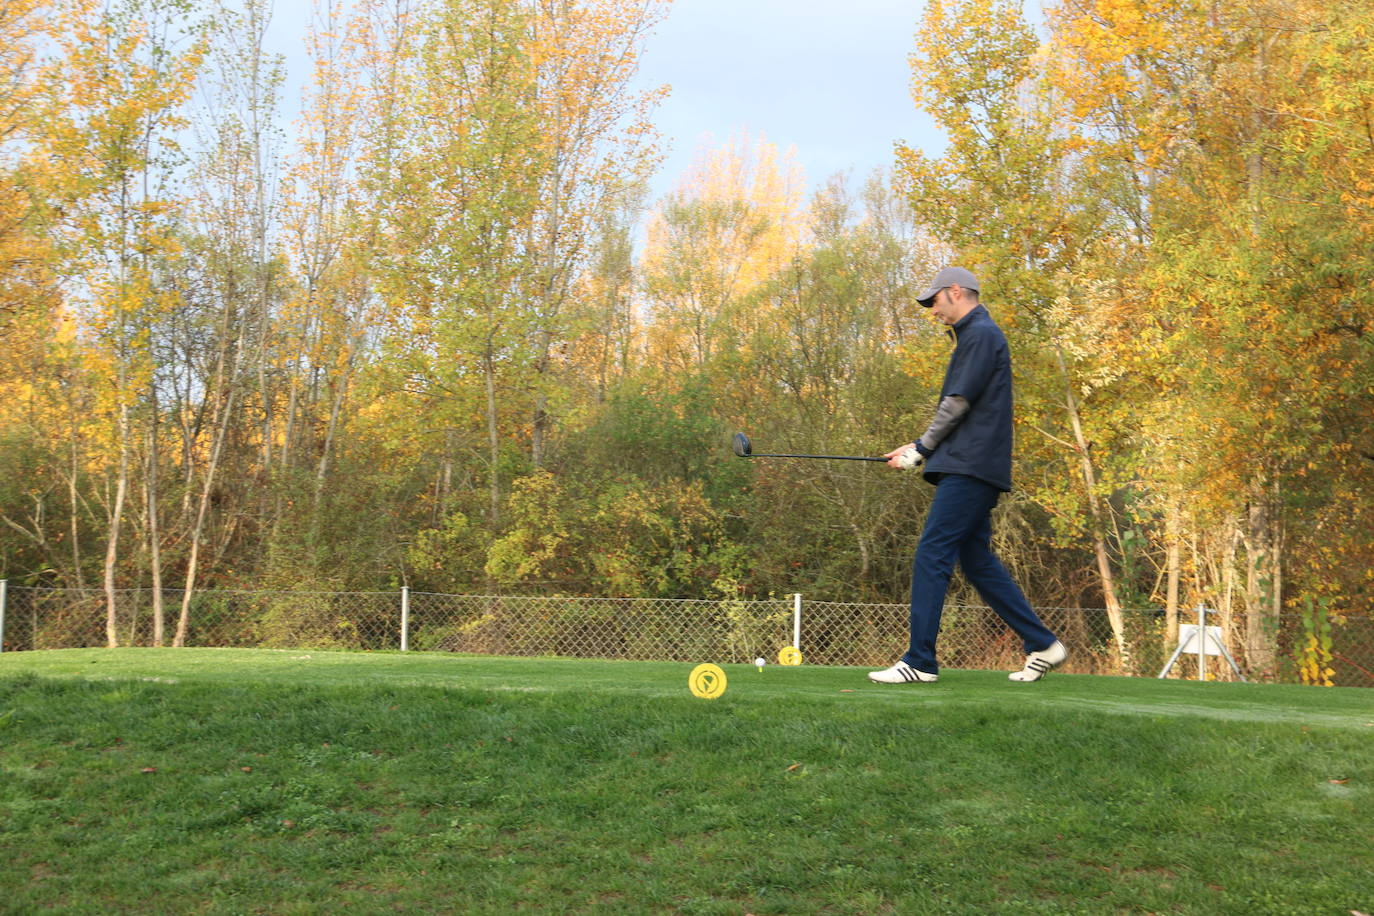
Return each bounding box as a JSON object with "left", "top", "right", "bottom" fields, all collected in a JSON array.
[{"left": 915, "top": 396, "right": 970, "bottom": 456}]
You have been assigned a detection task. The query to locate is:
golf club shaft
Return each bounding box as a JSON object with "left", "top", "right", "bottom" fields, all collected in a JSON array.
[{"left": 748, "top": 453, "right": 887, "bottom": 462}]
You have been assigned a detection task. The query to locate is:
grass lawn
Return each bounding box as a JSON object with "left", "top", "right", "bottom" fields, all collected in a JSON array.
[{"left": 2, "top": 648, "right": 1372, "bottom": 914}]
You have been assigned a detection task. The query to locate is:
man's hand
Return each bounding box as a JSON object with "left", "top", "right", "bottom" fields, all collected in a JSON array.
[{"left": 884, "top": 443, "right": 923, "bottom": 470}]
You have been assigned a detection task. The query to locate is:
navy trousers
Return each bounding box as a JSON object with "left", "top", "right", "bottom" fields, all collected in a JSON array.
[{"left": 901, "top": 474, "right": 1058, "bottom": 674}]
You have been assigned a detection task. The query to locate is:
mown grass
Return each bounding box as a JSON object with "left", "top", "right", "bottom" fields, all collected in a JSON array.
[{"left": 1, "top": 648, "right": 1371, "bottom": 915}]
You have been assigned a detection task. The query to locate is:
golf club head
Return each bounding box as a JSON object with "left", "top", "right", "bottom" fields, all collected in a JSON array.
[{"left": 732, "top": 432, "right": 752, "bottom": 458}]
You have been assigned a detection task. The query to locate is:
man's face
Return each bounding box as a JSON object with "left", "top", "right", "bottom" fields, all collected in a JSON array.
[{"left": 930, "top": 286, "right": 958, "bottom": 325}]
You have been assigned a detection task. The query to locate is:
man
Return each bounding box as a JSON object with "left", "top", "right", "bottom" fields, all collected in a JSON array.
[{"left": 869, "top": 267, "right": 1066, "bottom": 685}]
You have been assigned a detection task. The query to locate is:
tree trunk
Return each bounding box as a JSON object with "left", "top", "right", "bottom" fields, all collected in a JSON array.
[
  {"left": 1164, "top": 500, "right": 1181, "bottom": 647},
  {"left": 1243, "top": 475, "right": 1283, "bottom": 679},
  {"left": 103, "top": 400, "right": 130, "bottom": 648},
  {"left": 174, "top": 296, "right": 243, "bottom": 647},
  {"left": 484, "top": 340, "right": 501, "bottom": 522},
  {"left": 68, "top": 435, "right": 86, "bottom": 590},
  {"left": 146, "top": 399, "right": 165, "bottom": 647},
  {"left": 1053, "top": 345, "right": 1127, "bottom": 664},
  {"left": 174, "top": 384, "right": 236, "bottom": 647},
  {"left": 531, "top": 340, "right": 551, "bottom": 469},
  {"left": 310, "top": 356, "right": 351, "bottom": 549},
  {"left": 439, "top": 427, "right": 457, "bottom": 519}
]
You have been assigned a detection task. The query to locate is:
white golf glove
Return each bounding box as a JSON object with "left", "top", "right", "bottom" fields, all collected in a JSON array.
[{"left": 895, "top": 445, "right": 923, "bottom": 470}]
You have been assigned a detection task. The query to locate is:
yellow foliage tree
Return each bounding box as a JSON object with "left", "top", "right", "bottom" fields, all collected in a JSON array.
[
  {"left": 641, "top": 131, "right": 806, "bottom": 375},
  {"left": 39, "top": 0, "right": 204, "bottom": 644}
]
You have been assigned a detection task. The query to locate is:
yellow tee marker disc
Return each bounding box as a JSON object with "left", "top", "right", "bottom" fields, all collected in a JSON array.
[
  {"left": 778, "top": 646, "right": 803, "bottom": 666},
  {"left": 688, "top": 663, "right": 728, "bottom": 699}
]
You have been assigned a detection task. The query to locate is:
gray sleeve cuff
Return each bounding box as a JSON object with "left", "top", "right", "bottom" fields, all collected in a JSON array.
[{"left": 917, "top": 395, "right": 970, "bottom": 453}]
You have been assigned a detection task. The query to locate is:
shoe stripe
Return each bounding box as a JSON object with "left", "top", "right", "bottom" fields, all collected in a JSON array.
[{"left": 900, "top": 666, "right": 916, "bottom": 682}]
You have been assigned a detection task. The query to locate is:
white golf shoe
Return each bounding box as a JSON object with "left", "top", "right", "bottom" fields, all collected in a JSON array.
[
  {"left": 1009, "top": 640, "right": 1068, "bottom": 682},
  {"left": 867, "top": 660, "right": 939, "bottom": 684}
]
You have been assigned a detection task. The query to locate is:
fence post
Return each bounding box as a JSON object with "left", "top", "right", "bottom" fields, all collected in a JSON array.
[
  {"left": 793, "top": 593, "right": 802, "bottom": 651},
  {"left": 400, "top": 587, "right": 410, "bottom": 652},
  {"left": 1196, "top": 604, "right": 1207, "bottom": 682},
  {"left": 0, "top": 579, "right": 7, "bottom": 653}
]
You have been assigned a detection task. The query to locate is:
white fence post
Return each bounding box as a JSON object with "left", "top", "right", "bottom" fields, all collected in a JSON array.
[
  {"left": 1196, "top": 604, "right": 1206, "bottom": 681},
  {"left": 0, "top": 579, "right": 7, "bottom": 653},
  {"left": 793, "top": 592, "right": 802, "bottom": 651},
  {"left": 400, "top": 586, "right": 410, "bottom": 652}
]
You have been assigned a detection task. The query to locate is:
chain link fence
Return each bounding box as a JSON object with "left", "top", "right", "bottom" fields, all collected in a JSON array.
[{"left": 1, "top": 583, "right": 1371, "bottom": 686}]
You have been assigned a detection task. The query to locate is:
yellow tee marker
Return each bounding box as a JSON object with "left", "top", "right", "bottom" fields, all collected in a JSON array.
[
  {"left": 778, "top": 646, "right": 803, "bottom": 666},
  {"left": 688, "top": 663, "right": 728, "bottom": 699}
]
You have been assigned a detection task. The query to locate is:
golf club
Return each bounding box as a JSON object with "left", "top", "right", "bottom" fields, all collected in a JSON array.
[{"left": 731, "top": 432, "right": 887, "bottom": 463}]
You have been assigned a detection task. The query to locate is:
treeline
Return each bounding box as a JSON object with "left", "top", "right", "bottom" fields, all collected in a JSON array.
[{"left": 2, "top": 0, "right": 1371, "bottom": 680}]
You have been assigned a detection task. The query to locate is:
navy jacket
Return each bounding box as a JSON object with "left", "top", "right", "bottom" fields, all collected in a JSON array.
[{"left": 922, "top": 304, "right": 1014, "bottom": 492}]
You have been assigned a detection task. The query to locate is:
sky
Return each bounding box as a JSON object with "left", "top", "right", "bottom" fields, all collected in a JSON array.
[
  {"left": 262, "top": 0, "right": 952, "bottom": 207},
  {"left": 630, "top": 0, "right": 947, "bottom": 203}
]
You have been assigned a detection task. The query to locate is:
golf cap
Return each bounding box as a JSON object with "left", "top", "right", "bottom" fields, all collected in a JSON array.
[{"left": 917, "top": 266, "right": 979, "bottom": 307}]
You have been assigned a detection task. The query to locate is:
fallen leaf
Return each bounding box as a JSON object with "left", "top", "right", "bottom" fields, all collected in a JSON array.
[
  {"left": 1329, "top": 779, "right": 1349, "bottom": 785},
  {"left": 241, "top": 766, "right": 253, "bottom": 773},
  {"left": 786, "top": 763, "right": 803, "bottom": 772},
  {"left": 140, "top": 767, "right": 157, "bottom": 774}
]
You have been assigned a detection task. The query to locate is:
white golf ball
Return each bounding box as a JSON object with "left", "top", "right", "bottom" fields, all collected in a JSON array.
[{"left": 754, "top": 657, "right": 766, "bottom": 667}]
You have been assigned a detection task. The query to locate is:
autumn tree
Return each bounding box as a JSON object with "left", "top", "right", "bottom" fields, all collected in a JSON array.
[
  {"left": 1042, "top": 0, "right": 1374, "bottom": 678},
  {"left": 268, "top": 0, "right": 384, "bottom": 579},
  {"left": 39, "top": 0, "right": 205, "bottom": 645},
  {"left": 365, "top": 0, "right": 667, "bottom": 529},
  {"left": 375, "top": 0, "right": 545, "bottom": 525},
  {"left": 0, "top": 0, "right": 56, "bottom": 381},
  {"left": 563, "top": 182, "right": 646, "bottom": 406},
  {"left": 0, "top": 2, "right": 70, "bottom": 584},
  {"left": 158, "top": 0, "right": 283, "bottom": 644},
  {"left": 641, "top": 132, "right": 804, "bottom": 381},
  {"left": 522, "top": 0, "right": 667, "bottom": 467}
]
